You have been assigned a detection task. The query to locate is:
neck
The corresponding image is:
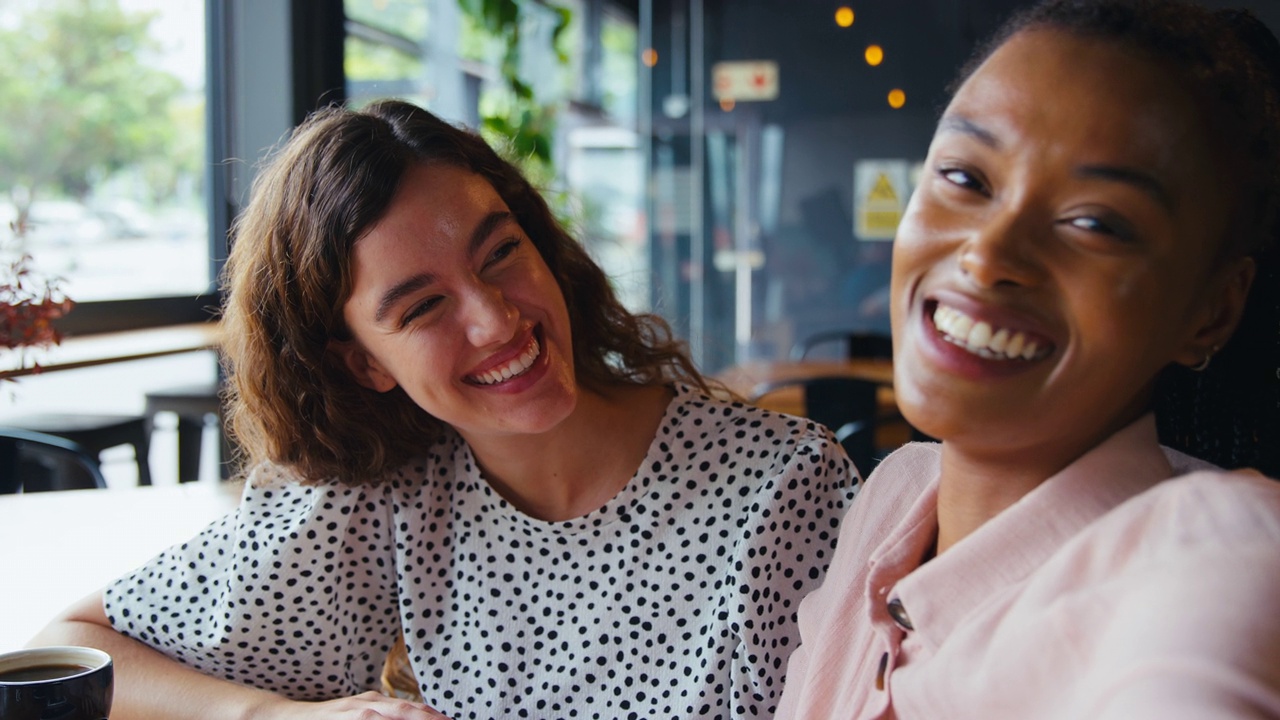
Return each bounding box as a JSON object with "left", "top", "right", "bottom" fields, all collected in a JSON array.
[
  {"left": 934, "top": 446, "right": 1052, "bottom": 555},
  {"left": 934, "top": 407, "right": 1150, "bottom": 554},
  {"left": 462, "top": 383, "right": 672, "bottom": 522}
]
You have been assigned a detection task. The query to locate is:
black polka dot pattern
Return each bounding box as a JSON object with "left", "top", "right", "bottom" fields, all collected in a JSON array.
[{"left": 105, "top": 384, "right": 859, "bottom": 718}]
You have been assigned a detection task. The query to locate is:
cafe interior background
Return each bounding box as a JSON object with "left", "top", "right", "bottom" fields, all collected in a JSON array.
[{"left": 2, "top": 0, "right": 1278, "bottom": 487}]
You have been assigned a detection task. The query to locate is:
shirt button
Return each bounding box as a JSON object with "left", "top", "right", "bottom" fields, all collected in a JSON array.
[{"left": 887, "top": 597, "right": 914, "bottom": 631}]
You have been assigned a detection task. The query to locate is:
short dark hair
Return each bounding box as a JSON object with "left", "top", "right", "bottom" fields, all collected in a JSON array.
[
  {"left": 220, "top": 100, "right": 707, "bottom": 484},
  {"left": 960, "top": 0, "right": 1280, "bottom": 475}
]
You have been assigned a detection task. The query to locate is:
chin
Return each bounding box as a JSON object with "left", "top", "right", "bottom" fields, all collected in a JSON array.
[
  {"left": 519, "top": 387, "right": 580, "bottom": 434},
  {"left": 894, "top": 370, "right": 973, "bottom": 445}
]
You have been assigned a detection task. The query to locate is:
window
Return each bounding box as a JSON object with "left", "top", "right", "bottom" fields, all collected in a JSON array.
[
  {"left": 0, "top": 0, "right": 210, "bottom": 306},
  {"left": 341, "top": 0, "right": 649, "bottom": 314},
  {"left": 344, "top": 0, "right": 430, "bottom": 108}
]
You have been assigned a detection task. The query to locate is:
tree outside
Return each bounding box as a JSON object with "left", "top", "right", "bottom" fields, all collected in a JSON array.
[{"left": 0, "top": 0, "right": 199, "bottom": 243}]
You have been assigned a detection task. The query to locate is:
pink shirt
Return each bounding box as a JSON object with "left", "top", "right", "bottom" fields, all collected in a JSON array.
[{"left": 776, "top": 416, "right": 1280, "bottom": 719}]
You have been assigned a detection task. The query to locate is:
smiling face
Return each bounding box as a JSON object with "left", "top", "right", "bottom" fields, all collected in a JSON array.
[
  {"left": 891, "top": 29, "right": 1253, "bottom": 471},
  {"left": 334, "top": 162, "right": 578, "bottom": 445}
]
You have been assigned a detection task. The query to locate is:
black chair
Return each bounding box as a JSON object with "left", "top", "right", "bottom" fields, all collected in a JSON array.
[
  {"left": 3, "top": 413, "right": 152, "bottom": 486},
  {"left": 0, "top": 427, "right": 108, "bottom": 493},
  {"left": 790, "top": 330, "right": 894, "bottom": 361},
  {"left": 145, "top": 381, "right": 230, "bottom": 482},
  {"left": 790, "top": 329, "right": 924, "bottom": 444},
  {"left": 749, "top": 376, "right": 881, "bottom": 475}
]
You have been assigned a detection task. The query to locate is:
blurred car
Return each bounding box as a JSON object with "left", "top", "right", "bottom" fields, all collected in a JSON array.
[
  {"left": 90, "top": 200, "right": 157, "bottom": 240},
  {"left": 11, "top": 200, "right": 112, "bottom": 246}
]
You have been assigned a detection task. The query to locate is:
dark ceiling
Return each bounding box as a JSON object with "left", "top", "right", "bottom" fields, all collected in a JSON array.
[{"left": 642, "top": 0, "right": 1280, "bottom": 121}]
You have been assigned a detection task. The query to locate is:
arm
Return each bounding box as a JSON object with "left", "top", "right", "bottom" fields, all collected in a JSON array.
[
  {"left": 30, "top": 590, "right": 448, "bottom": 720},
  {"left": 34, "top": 465, "right": 442, "bottom": 719},
  {"left": 1070, "top": 473, "right": 1280, "bottom": 720},
  {"left": 729, "top": 424, "right": 860, "bottom": 718}
]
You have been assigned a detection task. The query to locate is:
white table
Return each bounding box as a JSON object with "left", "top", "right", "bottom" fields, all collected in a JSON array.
[{"left": 0, "top": 481, "right": 243, "bottom": 652}]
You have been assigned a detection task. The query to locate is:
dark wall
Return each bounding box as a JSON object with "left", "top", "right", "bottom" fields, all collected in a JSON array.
[{"left": 704, "top": 0, "right": 1045, "bottom": 233}]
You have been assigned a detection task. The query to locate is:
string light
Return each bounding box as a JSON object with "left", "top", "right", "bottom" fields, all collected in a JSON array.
[
  {"left": 888, "top": 88, "right": 906, "bottom": 109},
  {"left": 642, "top": 48, "right": 658, "bottom": 67},
  {"left": 835, "top": 7, "right": 854, "bottom": 27},
  {"left": 865, "top": 44, "right": 884, "bottom": 67}
]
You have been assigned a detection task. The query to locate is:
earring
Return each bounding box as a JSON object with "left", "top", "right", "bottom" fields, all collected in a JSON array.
[{"left": 1190, "top": 345, "right": 1220, "bottom": 372}]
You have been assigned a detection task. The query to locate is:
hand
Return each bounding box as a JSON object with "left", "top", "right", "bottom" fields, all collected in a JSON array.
[{"left": 257, "top": 690, "right": 453, "bottom": 720}]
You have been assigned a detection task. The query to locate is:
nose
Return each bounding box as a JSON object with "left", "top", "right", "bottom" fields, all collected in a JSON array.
[
  {"left": 957, "top": 206, "right": 1043, "bottom": 289},
  {"left": 461, "top": 281, "right": 519, "bottom": 348}
]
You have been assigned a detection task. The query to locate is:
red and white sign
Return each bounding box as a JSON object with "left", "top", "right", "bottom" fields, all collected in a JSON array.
[{"left": 712, "top": 61, "right": 779, "bottom": 102}]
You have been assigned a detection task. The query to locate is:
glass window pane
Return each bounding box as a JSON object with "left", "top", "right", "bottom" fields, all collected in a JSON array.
[
  {"left": 600, "top": 8, "right": 637, "bottom": 124},
  {"left": 0, "top": 0, "right": 209, "bottom": 302},
  {"left": 344, "top": 0, "right": 428, "bottom": 44},
  {"left": 345, "top": 33, "right": 428, "bottom": 107}
]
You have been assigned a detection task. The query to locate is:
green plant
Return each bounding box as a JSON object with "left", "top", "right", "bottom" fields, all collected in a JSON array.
[
  {"left": 0, "top": 0, "right": 188, "bottom": 225},
  {"left": 458, "top": 0, "right": 572, "bottom": 180}
]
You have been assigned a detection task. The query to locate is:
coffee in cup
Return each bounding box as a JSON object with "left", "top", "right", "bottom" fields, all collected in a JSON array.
[{"left": 0, "top": 646, "right": 113, "bottom": 720}]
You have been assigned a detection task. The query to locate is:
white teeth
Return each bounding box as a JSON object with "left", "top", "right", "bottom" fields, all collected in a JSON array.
[
  {"left": 932, "top": 304, "right": 1048, "bottom": 361},
  {"left": 1007, "top": 332, "right": 1025, "bottom": 358},
  {"left": 471, "top": 338, "right": 540, "bottom": 386},
  {"left": 989, "top": 328, "right": 1009, "bottom": 354},
  {"left": 966, "top": 321, "right": 992, "bottom": 351}
]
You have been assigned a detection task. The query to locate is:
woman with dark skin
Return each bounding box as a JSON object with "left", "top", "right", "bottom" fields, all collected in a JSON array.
[
  {"left": 30, "top": 101, "right": 857, "bottom": 720},
  {"left": 777, "top": 1, "right": 1280, "bottom": 717}
]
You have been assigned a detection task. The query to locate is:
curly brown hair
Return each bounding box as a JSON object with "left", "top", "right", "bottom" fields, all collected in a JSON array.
[{"left": 220, "top": 100, "right": 708, "bottom": 485}]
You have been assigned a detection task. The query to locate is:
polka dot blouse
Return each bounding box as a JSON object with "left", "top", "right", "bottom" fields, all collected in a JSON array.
[{"left": 106, "top": 385, "right": 859, "bottom": 719}]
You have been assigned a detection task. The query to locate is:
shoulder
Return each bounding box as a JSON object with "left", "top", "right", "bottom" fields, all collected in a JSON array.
[
  {"left": 660, "top": 383, "right": 858, "bottom": 494},
  {"left": 1054, "top": 467, "right": 1280, "bottom": 614},
  {"left": 810, "top": 441, "right": 941, "bottom": 558},
  {"left": 1118, "top": 467, "right": 1280, "bottom": 547},
  {"left": 238, "top": 459, "right": 397, "bottom": 523},
  {"left": 673, "top": 384, "right": 854, "bottom": 477},
  {"left": 858, "top": 441, "right": 941, "bottom": 511},
  {"left": 244, "top": 430, "right": 464, "bottom": 494},
  {"left": 869, "top": 440, "right": 941, "bottom": 480},
  {"left": 1067, "top": 469, "right": 1280, "bottom": 695},
  {"left": 382, "top": 431, "right": 469, "bottom": 487},
  {"left": 670, "top": 382, "right": 840, "bottom": 452}
]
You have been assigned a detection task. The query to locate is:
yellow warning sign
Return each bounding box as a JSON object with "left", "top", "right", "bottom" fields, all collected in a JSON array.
[
  {"left": 854, "top": 160, "right": 911, "bottom": 240},
  {"left": 867, "top": 173, "right": 898, "bottom": 203},
  {"left": 861, "top": 211, "right": 902, "bottom": 234}
]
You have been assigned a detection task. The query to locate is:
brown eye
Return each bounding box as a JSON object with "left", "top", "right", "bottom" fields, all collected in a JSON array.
[
  {"left": 486, "top": 239, "right": 521, "bottom": 266},
  {"left": 401, "top": 296, "right": 442, "bottom": 326},
  {"left": 938, "top": 166, "right": 989, "bottom": 196},
  {"left": 1063, "top": 215, "right": 1135, "bottom": 242}
]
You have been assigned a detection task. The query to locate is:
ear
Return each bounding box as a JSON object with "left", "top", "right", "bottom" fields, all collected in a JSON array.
[
  {"left": 328, "top": 339, "right": 398, "bottom": 392},
  {"left": 1173, "top": 256, "right": 1256, "bottom": 369}
]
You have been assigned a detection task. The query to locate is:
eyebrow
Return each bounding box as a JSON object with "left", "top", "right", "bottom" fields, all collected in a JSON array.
[
  {"left": 1075, "top": 165, "right": 1174, "bottom": 213},
  {"left": 468, "top": 210, "right": 515, "bottom": 257},
  {"left": 372, "top": 210, "right": 516, "bottom": 324},
  {"left": 938, "top": 114, "right": 1000, "bottom": 148},
  {"left": 939, "top": 114, "right": 1175, "bottom": 213}
]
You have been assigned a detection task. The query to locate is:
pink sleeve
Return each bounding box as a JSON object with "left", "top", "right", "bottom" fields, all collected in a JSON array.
[{"left": 1080, "top": 475, "right": 1280, "bottom": 719}]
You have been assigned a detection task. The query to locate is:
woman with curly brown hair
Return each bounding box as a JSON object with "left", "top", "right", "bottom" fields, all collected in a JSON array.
[{"left": 31, "top": 100, "right": 857, "bottom": 720}]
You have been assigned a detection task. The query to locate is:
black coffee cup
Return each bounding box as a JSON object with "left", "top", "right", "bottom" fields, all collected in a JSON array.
[{"left": 0, "top": 646, "right": 113, "bottom": 720}]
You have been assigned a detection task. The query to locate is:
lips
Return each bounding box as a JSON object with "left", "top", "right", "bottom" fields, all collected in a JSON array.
[
  {"left": 932, "top": 302, "right": 1053, "bottom": 361},
  {"left": 466, "top": 335, "right": 541, "bottom": 386}
]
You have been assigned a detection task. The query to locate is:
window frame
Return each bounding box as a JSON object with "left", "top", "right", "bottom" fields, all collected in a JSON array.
[{"left": 48, "top": 0, "right": 345, "bottom": 339}]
